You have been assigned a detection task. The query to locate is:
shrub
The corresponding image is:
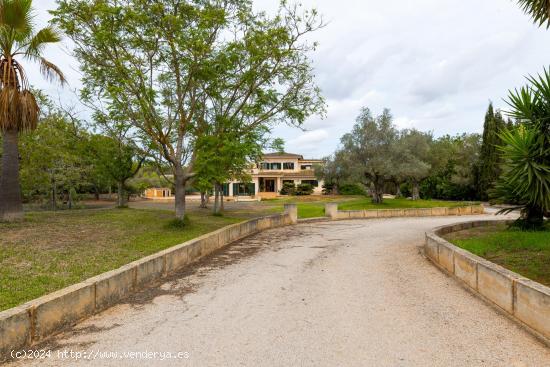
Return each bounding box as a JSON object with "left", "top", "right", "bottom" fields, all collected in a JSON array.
[
  {"left": 295, "top": 183, "right": 314, "bottom": 196},
  {"left": 339, "top": 183, "right": 366, "bottom": 196},
  {"left": 280, "top": 182, "right": 296, "bottom": 195},
  {"left": 322, "top": 182, "right": 336, "bottom": 195}
]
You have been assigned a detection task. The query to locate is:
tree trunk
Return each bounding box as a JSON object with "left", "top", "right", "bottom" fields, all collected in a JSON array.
[
  {"left": 395, "top": 183, "right": 402, "bottom": 198},
  {"left": 0, "top": 129, "right": 23, "bottom": 221},
  {"left": 220, "top": 185, "right": 224, "bottom": 212},
  {"left": 117, "top": 181, "right": 127, "bottom": 207},
  {"left": 412, "top": 181, "right": 420, "bottom": 200},
  {"left": 213, "top": 183, "right": 220, "bottom": 215},
  {"left": 51, "top": 175, "right": 57, "bottom": 211},
  {"left": 68, "top": 188, "right": 73, "bottom": 210},
  {"left": 108, "top": 185, "right": 112, "bottom": 200},
  {"left": 93, "top": 183, "right": 100, "bottom": 200},
  {"left": 371, "top": 178, "right": 384, "bottom": 204},
  {"left": 174, "top": 169, "right": 186, "bottom": 221},
  {"left": 200, "top": 192, "right": 207, "bottom": 208}
]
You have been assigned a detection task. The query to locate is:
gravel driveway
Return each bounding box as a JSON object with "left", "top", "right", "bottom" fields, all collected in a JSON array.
[{"left": 13, "top": 215, "right": 550, "bottom": 367}]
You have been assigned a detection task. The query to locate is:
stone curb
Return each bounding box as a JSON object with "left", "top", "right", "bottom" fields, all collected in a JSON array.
[
  {"left": 0, "top": 207, "right": 297, "bottom": 361},
  {"left": 324, "top": 203, "right": 484, "bottom": 220},
  {"left": 425, "top": 220, "right": 550, "bottom": 345}
]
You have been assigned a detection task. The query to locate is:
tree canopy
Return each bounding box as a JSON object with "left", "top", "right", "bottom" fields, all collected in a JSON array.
[{"left": 53, "top": 0, "right": 325, "bottom": 221}]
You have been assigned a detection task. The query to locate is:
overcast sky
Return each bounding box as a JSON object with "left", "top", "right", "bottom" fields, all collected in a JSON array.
[{"left": 32, "top": 0, "right": 550, "bottom": 159}]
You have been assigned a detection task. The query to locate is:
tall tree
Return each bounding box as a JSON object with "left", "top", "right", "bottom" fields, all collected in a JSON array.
[
  {"left": 476, "top": 103, "right": 505, "bottom": 201},
  {"left": 193, "top": 118, "right": 264, "bottom": 215},
  {"left": 54, "top": 0, "right": 324, "bottom": 222},
  {"left": 341, "top": 108, "right": 398, "bottom": 204},
  {"left": 396, "top": 129, "right": 432, "bottom": 200},
  {"left": 88, "top": 134, "right": 146, "bottom": 208},
  {"left": 0, "top": 0, "right": 65, "bottom": 221}
]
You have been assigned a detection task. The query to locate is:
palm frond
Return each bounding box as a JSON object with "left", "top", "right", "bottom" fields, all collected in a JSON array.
[
  {"left": 24, "top": 26, "right": 62, "bottom": 57},
  {"left": 517, "top": 0, "right": 550, "bottom": 28},
  {"left": 0, "top": 0, "right": 34, "bottom": 37},
  {"left": 18, "top": 88, "right": 38, "bottom": 131},
  {"left": 39, "top": 57, "right": 66, "bottom": 85}
]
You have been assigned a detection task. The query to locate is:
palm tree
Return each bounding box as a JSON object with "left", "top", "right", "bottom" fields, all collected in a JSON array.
[
  {"left": 517, "top": 0, "right": 550, "bottom": 28},
  {"left": 0, "top": 0, "right": 65, "bottom": 221},
  {"left": 493, "top": 69, "right": 550, "bottom": 229}
]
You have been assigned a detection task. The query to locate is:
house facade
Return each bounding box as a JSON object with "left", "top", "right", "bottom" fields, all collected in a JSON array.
[{"left": 225, "top": 153, "right": 324, "bottom": 199}]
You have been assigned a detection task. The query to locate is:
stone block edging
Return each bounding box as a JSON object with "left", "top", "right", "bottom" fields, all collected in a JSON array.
[
  {"left": 425, "top": 220, "right": 550, "bottom": 345},
  {"left": 0, "top": 205, "right": 298, "bottom": 361},
  {"left": 325, "top": 203, "right": 484, "bottom": 220}
]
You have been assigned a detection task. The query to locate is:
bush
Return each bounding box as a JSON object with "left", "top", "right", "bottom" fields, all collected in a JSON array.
[
  {"left": 295, "top": 183, "right": 314, "bottom": 196},
  {"left": 322, "top": 183, "right": 336, "bottom": 195},
  {"left": 339, "top": 183, "right": 366, "bottom": 196},
  {"left": 398, "top": 182, "right": 411, "bottom": 198},
  {"left": 280, "top": 182, "right": 296, "bottom": 195}
]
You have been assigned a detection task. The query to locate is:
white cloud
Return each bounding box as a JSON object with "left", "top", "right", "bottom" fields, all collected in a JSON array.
[{"left": 289, "top": 129, "right": 329, "bottom": 146}]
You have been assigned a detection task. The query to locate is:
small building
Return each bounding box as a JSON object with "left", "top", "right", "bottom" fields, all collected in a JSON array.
[
  {"left": 144, "top": 187, "right": 172, "bottom": 199},
  {"left": 225, "top": 152, "right": 324, "bottom": 199}
]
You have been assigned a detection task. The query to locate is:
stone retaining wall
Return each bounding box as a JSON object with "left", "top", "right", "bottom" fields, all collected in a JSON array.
[
  {"left": 0, "top": 205, "right": 297, "bottom": 361},
  {"left": 425, "top": 220, "right": 550, "bottom": 344},
  {"left": 324, "top": 203, "right": 484, "bottom": 220}
]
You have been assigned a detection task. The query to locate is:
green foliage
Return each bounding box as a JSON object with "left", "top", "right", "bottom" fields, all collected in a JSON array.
[
  {"left": 420, "top": 134, "right": 481, "bottom": 201},
  {"left": 332, "top": 107, "right": 480, "bottom": 202},
  {"left": 271, "top": 138, "right": 286, "bottom": 154},
  {"left": 517, "top": 0, "right": 550, "bottom": 28},
  {"left": 18, "top": 106, "right": 92, "bottom": 208},
  {"left": 493, "top": 69, "right": 550, "bottom": 228},
  {"left": 340, "top": 108, "right": 398, "bottom": 203},
  {"left": 338, "top": 183, "right": 366, "bottom": 196},
  {"left": 280, "top": 181, "right": 296, "bottom": 195},
  {"left": 295, "top": 183, "right": 313, "bottom": 196},
  {"left": 394, "top": 129, "right": 432, "bottom": 200},
  {"left": 53, "top": 0, "right": 326, "bottom": 220},
  {"left": 493, "top": 126, "right": 550, "bottom": 228},
  {"left": 476, "top": 103, "right": 506, "bottom": 201}
]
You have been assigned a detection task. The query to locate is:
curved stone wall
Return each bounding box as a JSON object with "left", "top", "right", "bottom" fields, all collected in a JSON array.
[{"left": 425, "top": 220, "right": 550, "bottom": 344}]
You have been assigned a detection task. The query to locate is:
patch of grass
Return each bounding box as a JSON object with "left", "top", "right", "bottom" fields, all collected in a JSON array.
[
  {"left": 444, "top": 223, "right": 550, "bottom": 287},
  {"left": 0, "top": 208, "right": 241, "bottom": 311},
  {"left": 273, "top": 197, "right": 477, "bottom": 219},
  {"left": 338, "top": 198, "right": 476, "bottom": 211}
]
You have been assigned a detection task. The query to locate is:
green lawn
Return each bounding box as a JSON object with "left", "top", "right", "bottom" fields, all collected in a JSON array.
[
  {"left": 0, "top": 208, "right": 241, "bottom": 311},
  {"left": 279, "top": 197, "right": 478, "bottom": 219},
  {"left": 444, "top": 223, "right": 550, "bottom": 287}
]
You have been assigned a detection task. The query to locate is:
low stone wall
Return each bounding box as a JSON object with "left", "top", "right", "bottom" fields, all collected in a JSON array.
[
  {"left": 425, "top": 220, "right": 550, "bottom": 344},
  {"left": 0, "top": 205, "right": 297, "bottom": 361},
  {"left": 324, "top": 203, "right": 484, "bottom": 220}
]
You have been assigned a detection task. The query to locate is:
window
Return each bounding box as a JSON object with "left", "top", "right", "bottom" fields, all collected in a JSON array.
[
  {"left": 260, "top": 162, "right": 281, "bottom": 170},
  {"left": 301, "top": 165, "right": 312, "bottom": 170},
  {"left": 301, "top": 180, "right": 319, "bottom": 188},
  {"left": 283, "top": 162, "right": 295, "bottom": 170},
  {"left": 232, "top": 183, "right": 255, "bottom": 196}
]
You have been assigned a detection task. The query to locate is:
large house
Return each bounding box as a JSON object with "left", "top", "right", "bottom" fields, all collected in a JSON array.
[{"left": 225, "top": 152, "right": 324, "bottom": 199}]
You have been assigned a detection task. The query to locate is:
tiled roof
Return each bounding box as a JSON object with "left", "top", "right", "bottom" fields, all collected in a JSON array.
[{"left": 262, "top": 152, "right": 304, "bottom": 159}]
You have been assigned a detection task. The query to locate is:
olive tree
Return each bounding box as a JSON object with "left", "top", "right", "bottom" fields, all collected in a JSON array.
[{"left": 340, "top": 108, "right": 398, "bottom": 204}]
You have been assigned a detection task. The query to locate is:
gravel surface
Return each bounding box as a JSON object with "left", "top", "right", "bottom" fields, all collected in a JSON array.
[{"left": 12, "top": 215, "right": 550, "bottom": 367}]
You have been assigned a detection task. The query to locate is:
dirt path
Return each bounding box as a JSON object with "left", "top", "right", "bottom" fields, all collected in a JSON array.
[{"left": 12, "top": 215, "right": 550, "bottom": 367}]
